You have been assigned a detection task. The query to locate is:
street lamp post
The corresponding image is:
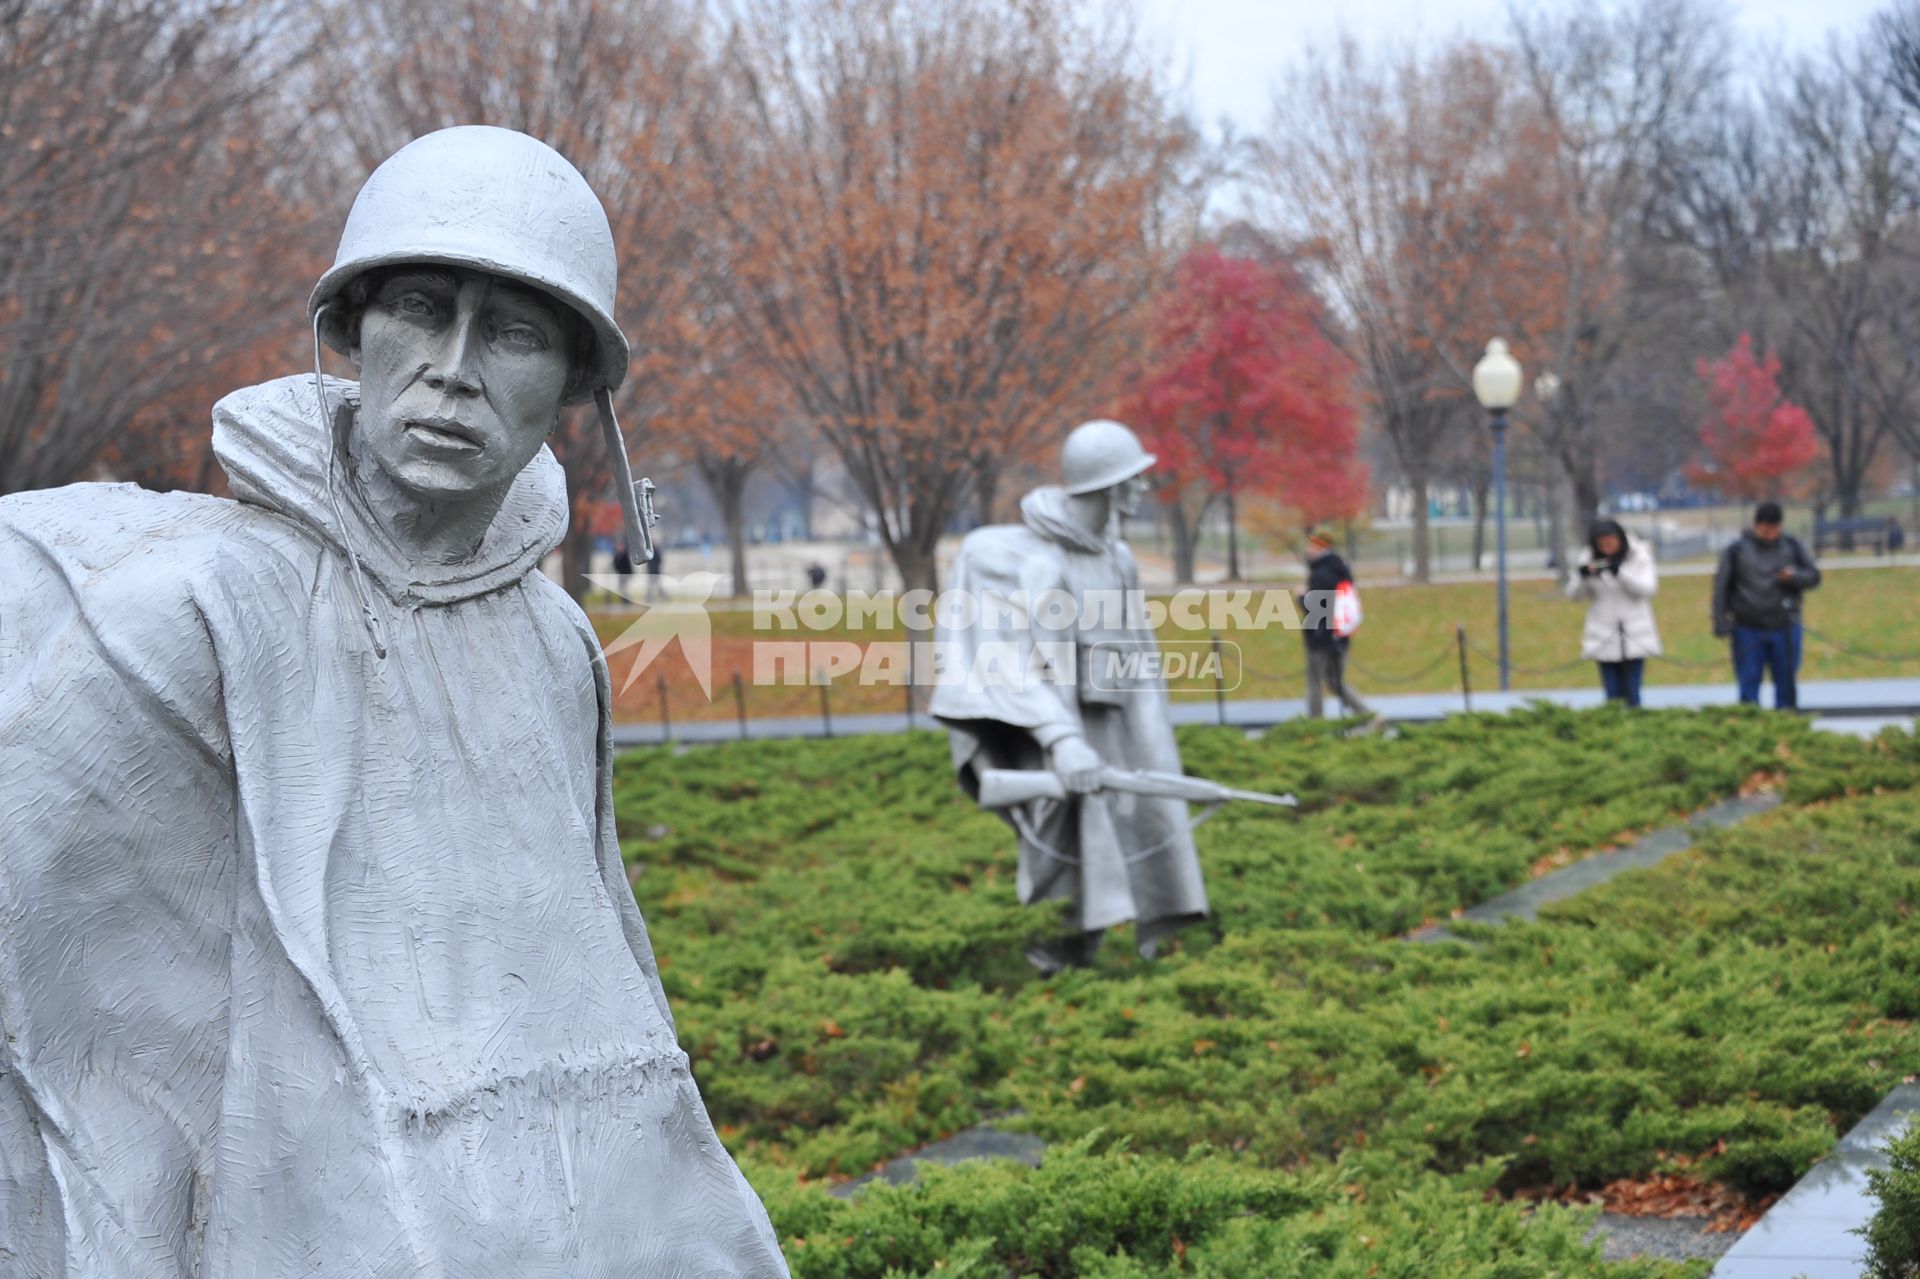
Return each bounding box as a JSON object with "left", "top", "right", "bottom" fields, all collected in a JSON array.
[{"left": 1472, "top": 338, "right": 1523, "bottom": 692}]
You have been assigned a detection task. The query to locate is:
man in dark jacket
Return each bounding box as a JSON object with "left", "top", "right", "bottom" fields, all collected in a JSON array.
[
  {"left": 1301, "top": 528, "right": 1383, "bottom": 729},
  {"left": 1712, "top": 501, "right": 1822, "bottom": 708}
]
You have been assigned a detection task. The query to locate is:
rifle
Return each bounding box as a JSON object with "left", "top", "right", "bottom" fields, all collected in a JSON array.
[{"left": 976, "top": 766, "right": 1296, "bottom": 812}]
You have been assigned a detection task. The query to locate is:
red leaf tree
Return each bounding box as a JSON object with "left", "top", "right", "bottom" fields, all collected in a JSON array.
[
  {"left": 1687, "top": 334, "right": 1820, "bottom": 500},
  {"left": 1122, "top": 246, "right": 1366, "bottom": 582}
]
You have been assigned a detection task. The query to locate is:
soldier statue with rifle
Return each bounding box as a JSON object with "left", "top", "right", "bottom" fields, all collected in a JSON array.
[{"left": 930, "top": 420, "right": 1291, "bottom": 974}]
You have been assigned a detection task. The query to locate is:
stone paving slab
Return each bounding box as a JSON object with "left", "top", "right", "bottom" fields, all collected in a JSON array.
[
  {"left": 1406, "top": 793, "right": 1783, "bottom": 944},
  {"left": 1710, "top": 1083, "right": 1920, "bottom": 1277},
  {"left": 611, "top": 678, "right": 1920, "bottom": 747},
  {"left": 828, "top": 1122, "right": 1047, "bottom": 1199}
]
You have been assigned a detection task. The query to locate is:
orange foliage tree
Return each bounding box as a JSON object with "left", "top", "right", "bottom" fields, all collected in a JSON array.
[
  {"left": 0, "top": 0, "right": 310, "bottom": 495},
  {"left": 685, "top": 0, "right": 1198, "bottom": 594}
]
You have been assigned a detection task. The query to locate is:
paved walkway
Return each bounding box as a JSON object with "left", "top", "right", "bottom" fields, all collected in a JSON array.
[
  {"left": 1712, "top": 1084, "right": 1920, "bottom": 1277},
  {"left": 1404, "top": 794, "right": 1783, "bottom": 945},
  {"left": 610, "top": 677, "right": 1920, "bottom": 748}
]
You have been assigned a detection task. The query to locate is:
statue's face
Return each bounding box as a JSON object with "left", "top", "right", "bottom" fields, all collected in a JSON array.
[
  {"left": 1114, "top": 472, "right": 1151, "bottom": 518},
  {"left": 351, "top": 265, "right": 575, "bottom": 501}
]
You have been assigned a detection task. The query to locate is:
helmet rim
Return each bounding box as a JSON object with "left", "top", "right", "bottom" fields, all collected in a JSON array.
[
  {"left": 1062, "top": 451, "right": 1156, "bottom": 495},
  {"left": 1060, "top": 418, "right": 1156, "bottom": 494},
  {"left": 307, "top": 126, "right": 629, "bottom": 407},
  {"left": 308, "top": 248, "right": 628, "bottom": 407}
]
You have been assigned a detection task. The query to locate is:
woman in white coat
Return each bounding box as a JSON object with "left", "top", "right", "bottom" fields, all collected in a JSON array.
[{"left": 1565, "top": 517, "right": 1660, "bottom": 707}]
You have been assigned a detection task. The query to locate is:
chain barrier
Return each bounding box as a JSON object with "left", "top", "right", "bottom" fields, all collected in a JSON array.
[
  {"left": 1461, "top": 635, "right": 1589, "bottom": 677},
  {"left": 1608, "top": 634, "right": 1725, "bottom": 672},
  {"left": 1800, "top": 624, "right": 1920, "bottom": 666},
  {"left": 1346, "top": 644, "right": 1458, "bottom": 686}
]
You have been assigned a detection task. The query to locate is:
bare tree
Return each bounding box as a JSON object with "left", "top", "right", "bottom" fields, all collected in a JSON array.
[
  {"left": 1506, "top": 0, "right": 1733, "bottom": 524},
  {"left": 1261, "top": 40, "right": 1553, "bottom": 581},
  {"left": 1763, "top": 33, "right": 1918, "bottom": 513},
  {"left": 684, "top": 0, "right": 1200, "bottom": 596},
  {"left": 0, "top": 0, "right": 310, "bottom": 494}
]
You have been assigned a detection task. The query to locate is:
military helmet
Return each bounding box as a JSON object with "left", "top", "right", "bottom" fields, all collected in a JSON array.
[
  {"left": 308, "top": 126, "right": 628, "bottom": 404},
  {"left": 1061, "top": 419, "right": 1156, "bottom": 495}
]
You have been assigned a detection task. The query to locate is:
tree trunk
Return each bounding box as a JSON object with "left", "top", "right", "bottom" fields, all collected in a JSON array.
[
  {"left": 1547, "top": 474, "right": 1571, "bottom": 585},
  {"left": 1560, "top": 423, "right": 1602, "bottom": 537},
  {"left": 1224, "top": 487, "right": 1242, "bottom": 581},
  {"left": 1409, "top": 470, "right": 1432, "bottom": 583},
  {"left": 789, "top": 461, "right": 817, "bottom": 540},
  {"left": 974, "top": 461, "right": 1001, "bottom": 529},
  {"left": 719, "top": 477, "right": 750, "bottom": 599},
  {"left": 888, "top": 540, "right": 939, "bottom": 599},
  {"left": 1168, "top": 497, "right": 1199, "bottom": 584}
]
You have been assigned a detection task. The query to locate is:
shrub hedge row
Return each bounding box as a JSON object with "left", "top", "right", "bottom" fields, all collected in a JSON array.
[{"left": 614, "top": 708, "right": 1920, "bottom": 1276}]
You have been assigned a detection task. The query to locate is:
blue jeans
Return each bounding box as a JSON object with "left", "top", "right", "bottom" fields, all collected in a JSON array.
[
  {"left": 1731, "top": 624, "right": 1802, "bottom": 709},
  {"left": 1598, "top": 659, "right": 1645, "bottom": 707}
]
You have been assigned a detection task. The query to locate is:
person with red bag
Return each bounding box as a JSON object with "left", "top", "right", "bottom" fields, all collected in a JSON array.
[{"left": 1300, "top": 527, "right": 1385, "bottom": 731}]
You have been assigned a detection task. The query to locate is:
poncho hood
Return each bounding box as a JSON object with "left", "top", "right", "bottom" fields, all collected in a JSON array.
[
  {"left": 213, "top": 373, "right": 569, "bottom": 606},
  {"left": 1020, "top": 484, "right": 1109, "bottom": 554}
]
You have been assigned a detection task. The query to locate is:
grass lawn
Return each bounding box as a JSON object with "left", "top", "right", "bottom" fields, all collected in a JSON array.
[
  {"left": 616, "top": 709, "right": 1920, "bottom": 1276},
  {"left": 594, "top": 565, "right": 1920, "bottom": 724}
]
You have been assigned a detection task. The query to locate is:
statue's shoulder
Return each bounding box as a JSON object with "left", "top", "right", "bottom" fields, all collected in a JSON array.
[
  {"left": 957, "top": 520, "right": 1054, "bottom": 561},
  {"left": 0, "top": 482, "right": 312, "bottom": 609},
  {"left": 515, "top": 564, "right": 604, "bottom": 655}
]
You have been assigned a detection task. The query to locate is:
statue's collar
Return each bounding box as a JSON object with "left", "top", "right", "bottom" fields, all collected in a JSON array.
[
  {"left": 1019, "top": 485, "right": 1110, "bottom": 555},
  {"left": 211, "top": 375, "right": 569, "bottom": 606}
]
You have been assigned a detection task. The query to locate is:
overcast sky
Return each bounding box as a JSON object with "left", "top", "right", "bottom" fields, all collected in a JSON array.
[{"left": 1138, "top": 0, "right": 1893, "bottom": 137}]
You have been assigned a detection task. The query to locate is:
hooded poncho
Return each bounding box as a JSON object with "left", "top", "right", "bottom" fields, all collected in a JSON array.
[
  {"left": 928, "top": 487, "right": 1208, "bottom": 941},
  {"left": 0, "top": 376, "right": 788, "bottom": 1277}
]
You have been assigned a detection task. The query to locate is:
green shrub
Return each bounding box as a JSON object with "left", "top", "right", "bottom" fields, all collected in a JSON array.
[
  {"left": 608, "top": 711, "right": 1920, "bottom": 1273},
  {"left": 1860, "top": 1117, "right": 1920, "bottom": 1279}
]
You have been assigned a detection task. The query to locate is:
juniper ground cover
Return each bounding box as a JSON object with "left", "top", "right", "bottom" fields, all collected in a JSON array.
[{"left": 615, "top": 708, "right": 1920, "bottom": 1277}]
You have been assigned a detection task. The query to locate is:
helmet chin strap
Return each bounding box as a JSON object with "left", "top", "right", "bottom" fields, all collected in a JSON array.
[
  {"left": 311, "top": 304, "right": 388, "bottom": 660},
  {"left": 594, "top": 386, "right": 658, "bottom": 564}
]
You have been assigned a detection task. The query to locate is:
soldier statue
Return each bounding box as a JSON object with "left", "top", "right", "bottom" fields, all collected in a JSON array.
[
  {"left": 0, "top": 127, "right": 788, "bottom": 1276},
  {"left": 932, "top": 421, "right": 1287, "bottom": 974}
]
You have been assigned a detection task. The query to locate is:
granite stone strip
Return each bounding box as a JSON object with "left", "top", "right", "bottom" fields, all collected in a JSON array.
[
  {"left": 829, "top": 1121, "right": 1048, "bottom": 1199},
  {"left": 1405, "top": 792, "right": 1783, "bottom": 944},
  {"left": 1709, "top": 1084, "right": 1920, "bottom": 1278}
]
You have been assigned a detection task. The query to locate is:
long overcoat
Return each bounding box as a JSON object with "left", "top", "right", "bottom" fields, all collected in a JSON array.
[
  {"left": 929, "top": 487, "right": 1209, "bottom": 942},
  {"left": 0, "top": 376, "right": 788, "bottom": 1277}
]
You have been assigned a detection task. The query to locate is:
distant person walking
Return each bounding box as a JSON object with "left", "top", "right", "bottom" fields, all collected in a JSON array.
[
  {"left": 611, "top": 541, "right": 634, "bottom": 601},
  {"left": 1564, "top": 518, "right": 1660, "bottom": 708},
  {"left": 1300, "top": 528, "right": 1383, "bottom": 731},
  {"left": 645, "top": 542, "right": 666, "bottom": 601},
  {"left": 1713, "top": 501, "right": 1822, "bottom": 709}
]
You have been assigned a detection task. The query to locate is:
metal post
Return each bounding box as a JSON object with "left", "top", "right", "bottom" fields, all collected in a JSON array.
[
  {"left": 1492, "top": 407, "right": 1511, "bottom": 692},
  {"left": 904, "top": 641, "right": 915, "bottom": 730},
  {"left": 733, "top": 671, "right": 748, "bottom": 740},
  {"left": 1210, "top": 631, "right": 1227, "bottom": 726},
  {"left": 1456, "top": 624, "right": 1472, "bottom": 713},
  {"left": 656, "top": 673, "right": 673, "bottom": 741},
  {"left": 817, "top": 669, "right": 833, "bottom": 739}
]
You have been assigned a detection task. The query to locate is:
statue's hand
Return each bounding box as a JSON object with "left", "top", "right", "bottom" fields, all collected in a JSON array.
[{"left": 1049, "top": 735, "right": 1102, "bottom": 794}]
